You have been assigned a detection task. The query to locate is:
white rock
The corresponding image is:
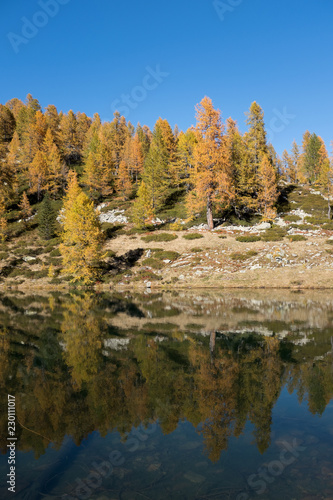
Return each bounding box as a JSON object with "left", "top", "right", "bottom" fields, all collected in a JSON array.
[
  {"left": 255, "top": 222, "right": 271, "bottom": 230},
  {"left": 23, "top": 256, "right": 36, "bottom": 262}
]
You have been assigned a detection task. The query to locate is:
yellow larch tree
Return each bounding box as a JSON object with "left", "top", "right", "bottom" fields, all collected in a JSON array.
[
  {"left": 28, "top": 150, "right": 48, "bottom": 200},
  {"left": 257, "top": 155, "right": 278, "bottom": 219},
  {"left": 0, "top": 197, "right": 7, "bottom": 243},
  {"left": 60, "top": 187, "right": 103, "bottom": 284},
  {"left": 116, "top": 160, "right": 132, "bottom": 201},
  {"left": 188, "top": 97, "right": 235, "bottom": 230},
  {"left": 132, "top": 181, "right": 154, "bottom": 227},
  {"left": 19, "top": 191, "right": 32, "bottom": 227}
]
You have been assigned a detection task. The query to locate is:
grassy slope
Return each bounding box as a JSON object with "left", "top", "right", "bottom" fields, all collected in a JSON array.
[{"left": 2, "top": 184, "right": 333, "bottom": 290}]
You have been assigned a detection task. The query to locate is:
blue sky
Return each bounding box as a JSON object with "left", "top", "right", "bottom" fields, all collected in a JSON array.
[{"left": 0, "top": 0, "right": 332, "bottom": 155}]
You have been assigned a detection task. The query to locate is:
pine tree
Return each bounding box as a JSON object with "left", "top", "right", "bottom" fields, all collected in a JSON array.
[
  {"left": 38, "top": 192, "right": 56, "bottom": 240},
  {"left": 242, "top": 102, "right": 270, "bottom": 206},
  {"left": 141, "top": 122, "right": 170, "bottom": 212},
  {"left": 60, "top": 191, "right": 103, "bottom": 284}
]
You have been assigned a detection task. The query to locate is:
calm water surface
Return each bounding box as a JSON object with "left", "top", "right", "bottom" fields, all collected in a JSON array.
[{"left": 0, "top": 290, "right": 333, "bottom": 499}]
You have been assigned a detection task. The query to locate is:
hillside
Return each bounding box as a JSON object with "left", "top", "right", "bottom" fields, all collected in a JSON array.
[{"left": 1, "top": 183, "right": 333, "bottom": 290}]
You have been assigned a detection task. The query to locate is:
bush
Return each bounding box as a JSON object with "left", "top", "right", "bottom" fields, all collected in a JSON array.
[
  {"left": 141, "top": 233, "right": 178, "bottom": 243},
  {"left": 0, "top": 252, "right": 7, "bottom": 260},
  {"left": 283, "top": 214, "right": 301, "bottom": 222},
  {"left": 133, "top": 269, "right": 162, "bottom": 281},
  {"left": 288, "top": 235, "right": 307, "bottom": 242},
  {"left": 261, "top": 227, "right": 287, "bottom": 242},
  {"left": 50, "top": 248, "right": 61, "bottom": 257},
  {"left": 142, "top": 258, "right": 164, "bottom": 269},
  {"left": 218, "top": 235, "right": 227, "bottom": 239},
  {"left": 305, "top": 216, "right": 327, "bottom": 225},
  {"left": 322, "top": 222, "right": 333, "bottom": 230},
  {"left": 152, "top": 250, "right": 180, "bottom": 260},
  {"left": 182, "top": 233, "right": 204, "bottom": 240},
  {"left": 236, "top": 235, "right": 261, "bottom": 243},
  {"left": 230, "top": 250, "right": 258, "bottom": 261},
  {"left": 191, "top": 247, "right": 203, "bottom": 253},
  {"left": 290, "top": 224, "right": 317, "bottom": 231},
  {"left": 326, "top": 240, "right": 333, "bottom": 245}
]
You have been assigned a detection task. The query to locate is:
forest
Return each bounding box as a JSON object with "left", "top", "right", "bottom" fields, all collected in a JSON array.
[{"left": 0, "top": 94, "right": 332, "bottom": 284}]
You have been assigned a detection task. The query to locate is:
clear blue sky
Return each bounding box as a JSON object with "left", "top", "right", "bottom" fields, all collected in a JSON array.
[{"left": 1, "top": 0, "right": 332, "bottom": 155}]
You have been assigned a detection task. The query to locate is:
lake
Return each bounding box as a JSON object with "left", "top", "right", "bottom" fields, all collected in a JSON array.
[{"left": 0, "top": 289, "right": 333, "bottom": 499}]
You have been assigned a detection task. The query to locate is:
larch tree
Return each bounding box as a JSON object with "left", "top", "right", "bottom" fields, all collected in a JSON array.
[
  {"left": 43, "top": 129, "right": 66, "bottom": 197},
  {"left": 60, "top": 190, "right": 103, "bottom": 284},
  {"left": 0, "top": 197, "right": 7, "bottom": 243},
  {"left": 29, "top": 150, "right": 48, "bottom": 200},
  {"left": 116, "top": 160, "right": 132, "bottom": 201},
  {"left": 318, "top": 158, "right": 333, "bottom": 219},
  {"left": 188, "top": 97, "right": 235, "bottom": 230},
  {"left": 132, "top": 181, "right": 154, "bottom": 227},
  {"left": 257, "top": 155, "right": 278, "bottom": 219},
  {"left": 19, "top": 191, "right": 32, "bottom": 228}
]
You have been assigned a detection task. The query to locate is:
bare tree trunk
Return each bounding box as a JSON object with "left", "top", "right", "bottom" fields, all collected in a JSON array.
[{"left": 207, "top": 195, "right": 214, "bottom": 230}]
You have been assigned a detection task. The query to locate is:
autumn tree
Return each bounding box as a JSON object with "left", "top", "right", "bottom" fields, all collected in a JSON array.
[
  {"left": 29, "top": 150, "right": 48, "bottom": 199},
  {"left": 19, "top": 191, "right": 32, "bottom": 228},
  {"left": 0, "top": 198, "right": 7, "bottom": 242},
  {"left": 132, "top": 181, "right": 154, "bottom": 227},
  {"left": 116, "top": 160, "right": 132, "bottom": 201},
  {"left": 188, "top": 97, "right": 235, "bottom": 230},
  {"left": 60, "top": 188, "right": 103, "bottom": 284},
  {"left": 43, "top": 129, "right": 66, "bottom": 196},
  {"left": 257, "top": 156, "right": 278, "bottom": 219},
  {"left": 318, "top": 158, "right": 333, "bottom": 219}
]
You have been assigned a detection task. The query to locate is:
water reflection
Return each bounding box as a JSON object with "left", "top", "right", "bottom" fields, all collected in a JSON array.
[{"left": 0, "top": 290, "right": 333, "bottom": 499}]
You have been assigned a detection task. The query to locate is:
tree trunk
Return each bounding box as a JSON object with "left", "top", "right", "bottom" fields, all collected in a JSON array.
[
  {"left": 209, "top": 331, "right": 216, "bottom": 364},
  {"left": 328, "top": 199, "right": 331, "bottom": 220},
  {"left": 206, "top": 195, "right": 214, "bottom": 230}
]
